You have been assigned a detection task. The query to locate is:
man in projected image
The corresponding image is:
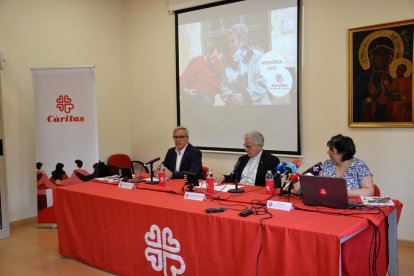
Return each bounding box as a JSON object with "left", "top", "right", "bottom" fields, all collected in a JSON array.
[
  {"left": 216, "top": 130, "right": 279, "bottom": 186},
  {"left": 156, "top": 126, "right": 203, "bottom": 180},
  {"left": 220, "top": 23, "right": 271, "bottom": 105}
]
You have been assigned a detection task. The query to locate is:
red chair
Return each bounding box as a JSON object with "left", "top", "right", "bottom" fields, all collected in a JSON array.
[{"left": 107, "top": 154, "right": 148, "bottom": 174}]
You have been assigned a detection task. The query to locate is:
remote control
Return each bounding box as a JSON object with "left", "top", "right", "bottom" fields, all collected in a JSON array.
[
  {"left": 206, "top": 207, "right": 225, "bottom": 213},
  {"left": 239, "top": 209, "right": 254, "bottom": 217}
]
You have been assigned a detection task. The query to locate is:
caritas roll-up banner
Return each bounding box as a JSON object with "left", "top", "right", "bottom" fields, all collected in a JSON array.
[{"left": 32, "top": 66, "right": 99, "bottom": 226}]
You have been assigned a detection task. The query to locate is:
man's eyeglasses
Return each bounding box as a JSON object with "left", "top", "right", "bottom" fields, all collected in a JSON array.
[
  {"left": 243, "top": 144, "right": 257, "bottom": 150},
  {"left": 173, "top": 136, "right": 187, "bottom": 140}
]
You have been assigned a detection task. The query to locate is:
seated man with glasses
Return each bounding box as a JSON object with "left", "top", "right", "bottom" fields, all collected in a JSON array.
[
  {"left": 216, "top": 130, "right": 280, "bottom": 186},
  {"left": 157, "top": 126, "right": 202, "bottom": 179}
]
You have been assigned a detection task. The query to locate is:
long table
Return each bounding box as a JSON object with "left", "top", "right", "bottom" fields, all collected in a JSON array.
[{"left": 54, "top": 180, "right": 402, "bottom": 276}]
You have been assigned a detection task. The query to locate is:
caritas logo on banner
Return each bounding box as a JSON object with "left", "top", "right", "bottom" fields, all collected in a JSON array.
[
  {"left": 47, "top": 95, "right": 85, "bottom": 123},
  {"left": 260, "top": 51, "right": 293, "bottom": 97}
]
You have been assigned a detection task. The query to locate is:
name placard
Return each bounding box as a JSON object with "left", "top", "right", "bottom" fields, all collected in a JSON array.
[
  {"left": 118, "top": 181, "right": 134, "bottom": 190},
  {"left": 184, "top": 192, "right": 206, "bottom": 201},
  {"left": 266, "top": 200, "right": 293, "bottom": 211}
]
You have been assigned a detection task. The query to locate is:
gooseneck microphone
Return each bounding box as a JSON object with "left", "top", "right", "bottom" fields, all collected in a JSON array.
[
  {"left": 145, "top": 157, "right": 160, "bottom": 165},
  {"left": 145, "top": 157, "right": 160, "bottom": 184},
  {"left": 228, "top": 160, "right": 245, "bottom": 193}
]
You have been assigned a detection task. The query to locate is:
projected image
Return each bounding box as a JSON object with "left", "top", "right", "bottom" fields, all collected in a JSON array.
[
  {"left": 178, "top": 8, "right": 297, "bottom": 107},
  {"left": 177, "top": 0, "right": 299, "bottom": 154}
]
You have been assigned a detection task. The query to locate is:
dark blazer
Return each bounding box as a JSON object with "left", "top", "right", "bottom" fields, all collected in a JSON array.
[
  {"left": 225, "top": 151, "right": 280, "bottom": 186},
  {"left": 162, "top": 143, "right": 202, "bottom": 179}
]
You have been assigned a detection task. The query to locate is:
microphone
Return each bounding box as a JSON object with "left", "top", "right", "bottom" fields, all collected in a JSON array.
[
  {"left": 273, "top": 162, "right": 287, "bottom": 188},
  {"left": 274, "top": 162, "right": 287, "bottom": 177},
  {"left": 282, "top": 172, "right": 300, "bottom": 192},
  {"left": 292, "top": 159, "right": 302, "bottom": 170},
  {"left": 145, "top": 157, "right": 160, "bottom": 165},
  {"left": 144, "top": 157, "right": 160, "bottom": 185},
  {"left": 228, "top": 159, "right": 244, "bottom": 193},
  {"left": 282, "top": 163, "right": 297, "bottom": 176},
  {"left": 301, "top": 162, "right": 323, "bottom": 176}
]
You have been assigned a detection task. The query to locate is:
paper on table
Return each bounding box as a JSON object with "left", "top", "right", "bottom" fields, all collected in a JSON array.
[
  {"left": 94, "top": 177, "right": 119, "bottom": 183},
  {"left": 360, "top": 196, "right": 394, "bottom": 206},
  {"left": 214, "top": 184, "right": 244, "bottom": 192}
]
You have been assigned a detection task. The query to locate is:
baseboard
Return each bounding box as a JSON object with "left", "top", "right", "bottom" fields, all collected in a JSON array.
[
  {"left": 399, "top": 239, "right": 414, "bottom": 248},
  {"left": 10, "top": 217, "right": 37, "bottom": 227}
]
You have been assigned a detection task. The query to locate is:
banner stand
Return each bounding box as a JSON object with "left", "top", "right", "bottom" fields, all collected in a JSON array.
[{"left": 32, "top": 66, "right": 99, "bottom": 227}]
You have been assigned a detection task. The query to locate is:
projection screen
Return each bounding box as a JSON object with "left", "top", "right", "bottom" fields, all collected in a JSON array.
[{"left": 176, "top": 0, "right": 300, "bottom": 155}]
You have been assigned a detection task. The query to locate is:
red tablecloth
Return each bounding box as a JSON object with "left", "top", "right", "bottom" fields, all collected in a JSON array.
[{"left": 54, "top": 180, "right": 401, "bottom": 276}]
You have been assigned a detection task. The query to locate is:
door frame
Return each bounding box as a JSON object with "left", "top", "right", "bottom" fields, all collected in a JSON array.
[{"left": 0, "top": 73, "right": 10, "bottom": 239}]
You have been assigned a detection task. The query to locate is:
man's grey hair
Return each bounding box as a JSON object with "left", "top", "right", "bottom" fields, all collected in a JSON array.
[
  {"left": 173, "top": 126, "right": 189, "bottom": 137},
  {"left": 244, "top": 130, "right": 264, "bottom": 145},
  {"left": 229, "top": 23, "right": 248, "bottom": 36},
  {"left": 228, "top": 23, "right": 249, "bottom": 43}
]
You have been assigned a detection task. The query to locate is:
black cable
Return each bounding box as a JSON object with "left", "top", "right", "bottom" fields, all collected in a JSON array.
[
  {"left": 368, "top": 220, "right": 381, "bottom": 276},
  {"left": 368, "top": 207, "right": 386, "bottom": 276},
  {"left": 247, "top": 199, "right": 273, "bottom": 276},
  {"left": 293, "top": 204, "right": 388, "bottom": 276},
  {"left": 216, "top": 200, "right": 249, "bottom": 211},
  {"left": 139, "top": 180, "right": 391, "bottom": 275}
]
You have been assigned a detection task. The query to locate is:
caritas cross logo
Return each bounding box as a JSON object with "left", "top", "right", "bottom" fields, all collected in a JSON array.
[
  {"left": 56, "top": 95, "right": 74, "bottom": 114},
  {"left": 145, "top": 224, "right": 186, "bottom": 276},
  {"left": 47, "top": 95, "right": 85, "bottom": 123}
]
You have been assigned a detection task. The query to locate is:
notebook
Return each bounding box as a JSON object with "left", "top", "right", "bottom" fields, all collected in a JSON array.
[{"left": 300, "top": 175, "right": 362, "bottom": 209}]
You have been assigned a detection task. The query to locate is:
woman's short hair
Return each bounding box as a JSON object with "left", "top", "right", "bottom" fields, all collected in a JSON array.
[
  {"left": 244, "top": 130, "right": 264, "bottom": 145},
  {"left": 327, "top": 134, "right": 356, "bottom": 161}
]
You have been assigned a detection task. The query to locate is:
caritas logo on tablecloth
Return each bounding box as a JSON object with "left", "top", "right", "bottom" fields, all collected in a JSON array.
[
  {"left": 47, "top": 95, "right": 85, "bottom": 123},
  {"left": 145, "top": 224, "right": 186, "bottom": 276}
]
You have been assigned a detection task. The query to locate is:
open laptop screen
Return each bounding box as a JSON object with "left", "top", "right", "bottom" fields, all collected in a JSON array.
[{"left": 300, "top": 175, "right": 350, "bottom": 209}]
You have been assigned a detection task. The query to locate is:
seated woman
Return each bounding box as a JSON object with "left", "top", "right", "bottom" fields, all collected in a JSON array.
[
  {"left": 323, "top": 134, "right": 374, "bottom": 197},
  {"left": 49, "top": 162, "right": 69, "bottom": 185},
  {"left": 59, "top": 159, "right": 90, "bottom": 185},
  {"left": 36, "top": 162, "right": 57, "bottom": 211}
]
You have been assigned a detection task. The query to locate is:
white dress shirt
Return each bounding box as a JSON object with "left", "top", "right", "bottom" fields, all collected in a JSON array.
[{"left": 240, "top": 150, "right": 263, "bottom": 186}]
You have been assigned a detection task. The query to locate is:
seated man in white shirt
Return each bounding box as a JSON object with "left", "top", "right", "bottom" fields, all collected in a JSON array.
[
  {"left": 157, "top": 126, "right": 203, "bottom": 179},
  {"left": 216, "top": 130, "right": 280, "bottom": 186}
]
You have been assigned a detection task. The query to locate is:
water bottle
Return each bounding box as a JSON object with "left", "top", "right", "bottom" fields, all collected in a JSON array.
[
  {"left": 265, "top": 170, "right": 274, "bottom": 195},
  {"left": 158, "top": 164, "right": 167, "bottom": 186},
  {"left": 206, "top": 168, "right": 214, "bottom": 193}
]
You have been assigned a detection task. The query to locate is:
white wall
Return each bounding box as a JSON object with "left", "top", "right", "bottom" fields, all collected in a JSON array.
[
  {"left": 0, "top": 0, "right": 132, "bottom": 220},
  {"left": 0, "top": 0, "right": 413, "bottom": 241}
]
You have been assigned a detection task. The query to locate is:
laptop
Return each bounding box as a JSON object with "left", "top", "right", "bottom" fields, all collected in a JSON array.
[
  {"left": 112, "top": 166, "right": 133, "bottom": 180},
  {"left": 300, "top": 175, "right": 362, "bottom": 209}
]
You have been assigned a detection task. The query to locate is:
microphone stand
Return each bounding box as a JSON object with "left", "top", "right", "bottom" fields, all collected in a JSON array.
[
  {"left": 145, "top": 161, "right": 159, "bottom": 185},
  {"left": 280, "top": 179, "right": 299, "bottom": 202},
  {"left": 228, "top": 171, "right": 244, "bottom": 193},
  {"left": 183, "top": 172, "right": 195, "bottom": 192}
]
